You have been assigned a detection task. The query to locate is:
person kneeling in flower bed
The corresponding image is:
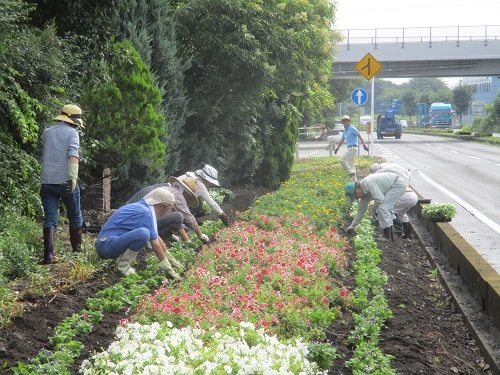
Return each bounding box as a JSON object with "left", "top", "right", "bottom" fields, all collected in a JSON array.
[
  {"left": 344, "top": 172, "right": 408, "bottom": 241},
  {"left": 95, "top": 188, "right": 185, "bottom": 280}
]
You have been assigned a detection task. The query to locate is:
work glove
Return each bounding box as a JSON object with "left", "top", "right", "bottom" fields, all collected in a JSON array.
[
  {"left": 199, "top": 233, "right": 210, "bottom": 243},
  {"left": 67, "top": 162, "right": 79, "bottom": 194},
  {"left": 165, "top": 250, "right": 185, "bottom": 272},
  {"left": 219, "top": 212, "right": 230, "bottom": 227},
  {"left": 363, "top": 145, "right": 369, "bottom": 152},
  {"left": 170, "top": 234, "right": 180, "bottom": 242},
  {"left": 346, "top": 225, "right": 355, "bottom": 235},
  {"left": 334, "top": 149, "right": 338, "bottom": 155},
  {"left": 157, "top": 259, "right": 182, "bottom": 281}
]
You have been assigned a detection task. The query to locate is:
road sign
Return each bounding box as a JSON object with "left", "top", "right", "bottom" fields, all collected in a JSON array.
[
  {"left": 351, "top": 88, "right": 368, "bottom": 105},
  {"left": 355, "top": 53, "right": 383, "bottom": 80}
]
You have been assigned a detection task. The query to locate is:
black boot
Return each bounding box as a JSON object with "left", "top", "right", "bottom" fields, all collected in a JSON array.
[
  {"left": 402, "top": 222, "right": 412, "bottom": 239},
  {"left": 393, "top": 218, "right": 403, "bottom": 235},
  {"left": 43, "top": 227, "right": 55, "bottom": 264},
  {"left": 69, "top": 227, "right": 82, "bottom": 252},
  {"left": 389, "top": 225, "right": 395, "bottom": 241},
  {"left": 380, "top": 227, "right": 391, "bottom": 241}
]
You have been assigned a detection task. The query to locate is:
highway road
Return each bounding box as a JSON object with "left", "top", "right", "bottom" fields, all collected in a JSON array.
[{"left": 296, "top": 132, "right": 500, "bottom": 274}]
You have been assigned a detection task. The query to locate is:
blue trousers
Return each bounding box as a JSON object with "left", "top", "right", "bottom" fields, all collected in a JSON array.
[
  {"left": 40, "top": 184, "right": 82, "bottom": 229},
  {"left": 95, "top": 228, "right": 149, "bottom": 259}
]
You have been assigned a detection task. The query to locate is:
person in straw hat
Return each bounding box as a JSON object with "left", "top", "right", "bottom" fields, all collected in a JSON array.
[
  {"left": 96, "top": 187, "right": 185, "bottom": 280},
  {"left": 40, "top": 104, "right": 85, "bottom": 264},
  {"left": 177, "top": 163, "right": 230, "bottom": 227},
  {"left": 126, "top": 176, "right": 210, "bottom": 244}
]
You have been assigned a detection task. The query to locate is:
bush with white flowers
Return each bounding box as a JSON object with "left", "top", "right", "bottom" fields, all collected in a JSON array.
[{"left": 80, "top": 321, "right": 326, "bottom": 375}]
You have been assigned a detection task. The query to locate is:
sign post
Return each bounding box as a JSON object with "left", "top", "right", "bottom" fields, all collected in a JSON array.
[{"left": 355, "top": 53, "right": 383, "bottom": 157}]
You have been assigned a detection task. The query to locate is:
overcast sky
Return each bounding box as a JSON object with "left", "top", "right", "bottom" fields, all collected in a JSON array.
[{"left": 333, "top": 0, "right": 500, "bottom": 87}]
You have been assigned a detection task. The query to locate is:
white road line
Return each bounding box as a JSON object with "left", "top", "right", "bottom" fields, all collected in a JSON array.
[
  {"left": 417, "top": 170, "right": 500, "bottom": 236},
  {"left": 469, "top": 156, "right": 481, "bottom": 160},
  {"left": 450, "top": 150, "right": 459, "bottom": 154}
]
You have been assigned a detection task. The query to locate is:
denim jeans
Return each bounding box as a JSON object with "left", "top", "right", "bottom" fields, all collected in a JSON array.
[
  {"left": 40, "top": 184, "right": 82, "bottom": 229},
  {"left": 95, "top": 228, "right": 149, "bottom": 259}
]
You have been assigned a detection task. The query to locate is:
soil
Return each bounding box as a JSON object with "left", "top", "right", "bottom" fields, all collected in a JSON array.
[{"left": 0, "top": 185, "right": 493, "bottom": 374}]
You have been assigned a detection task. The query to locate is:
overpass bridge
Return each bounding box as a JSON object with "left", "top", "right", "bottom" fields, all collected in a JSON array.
[{"left": 333, "top": 25, "right": 500, "bottom": 79}]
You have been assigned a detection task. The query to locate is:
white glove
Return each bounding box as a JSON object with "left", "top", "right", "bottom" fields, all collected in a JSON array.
[
  {"left": 170, "top": 234, "right": 180, "bottom": 242},
  {"left": 199, "top": 234, "right": 210, "bottom": 243}
]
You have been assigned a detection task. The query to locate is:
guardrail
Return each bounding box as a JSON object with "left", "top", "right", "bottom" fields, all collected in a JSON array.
[
  {"left": 295, "top": 140, "right": 336, "bottom": 158},
  {"left": 339, "top": 24, "right": 500, "bottom": 48}
]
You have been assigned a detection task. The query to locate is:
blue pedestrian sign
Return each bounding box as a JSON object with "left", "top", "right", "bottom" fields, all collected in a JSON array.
[{"left": 351, "top": 88, "right": 368, "bottom": 105}]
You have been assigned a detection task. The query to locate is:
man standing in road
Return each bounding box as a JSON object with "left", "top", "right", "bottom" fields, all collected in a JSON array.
[{"left": 334, "top": 115, "right": 369, "bottom": 181}]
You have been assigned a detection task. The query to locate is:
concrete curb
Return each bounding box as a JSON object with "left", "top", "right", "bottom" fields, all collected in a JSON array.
[{"left": 410, "top": 192, "right": 500, "bottom": 374}]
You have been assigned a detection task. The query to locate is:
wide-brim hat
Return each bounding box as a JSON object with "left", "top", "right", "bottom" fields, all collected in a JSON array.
[
  {"left": 168, "top": 176, "right": 199, "bottom": 207},
  {"left": 144, "top": 188, "right": 175, "bottom": 206},
  {"left": 369, "top": 163, "right": 382, "bottom": 173},
  {"left": 194, "top": 164, "right": 220, "bottom": 186},
  {"left": 54, "top": 104, "right": 84, "bottom": 128}
]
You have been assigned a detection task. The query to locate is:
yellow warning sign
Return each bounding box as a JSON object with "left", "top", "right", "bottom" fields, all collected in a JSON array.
[{"left": 355, "top": 53, "right": 383, "bottom": 80}]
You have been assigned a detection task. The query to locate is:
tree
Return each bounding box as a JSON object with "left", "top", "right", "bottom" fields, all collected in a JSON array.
[
  {"left": 115, "top": 0, "right": 191, "bottom": 175},
  {"left": 453, "top": 83, "right": 474, "bottom": 126},
  {"left": 80, "top": 41, "right": 166, "bottom": 205}
]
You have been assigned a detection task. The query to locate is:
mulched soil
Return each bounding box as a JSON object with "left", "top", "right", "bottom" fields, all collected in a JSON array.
[{"left": 0, "top": 185, "right": 493, "bottom": 374}]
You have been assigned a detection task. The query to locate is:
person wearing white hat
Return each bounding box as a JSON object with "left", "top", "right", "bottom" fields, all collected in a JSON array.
[
  {"left": 40, "top": 104, "right": 85, "bottom": 264},
  {"left": 177, "top": 163, "right": 230, "bottom": 227},
  {"left": 334, "top": 115, "right": 369, "bottom": 181},
  {"left": 96, "top": 187, "right": 184, "bottom": 280}
]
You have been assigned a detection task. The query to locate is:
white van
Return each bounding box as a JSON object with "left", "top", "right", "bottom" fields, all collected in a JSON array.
[{"left": 359, "top": 116, "right": 372, "bottom": 126}]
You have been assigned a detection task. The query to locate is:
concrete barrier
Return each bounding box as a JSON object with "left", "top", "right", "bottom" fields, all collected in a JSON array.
[{"left": 410, "top": 190, "right": 500, "bottom": 374}]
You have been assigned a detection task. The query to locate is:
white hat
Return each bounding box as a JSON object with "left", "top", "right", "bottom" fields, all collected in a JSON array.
[
  {"left": 144, "top": 188, "right": 175, "bottom": 206},
  {"left": 341, "top": 115, "right": 350, "bottom": 122},
  {"left": 54, "top": 104, "right": 84, "bottom": 128},
  {"left": 194, "top": 164, "right": 220, "bottom": 186},
  {"left": 370, "top": 163, "right": 382, "bottom": 173}
]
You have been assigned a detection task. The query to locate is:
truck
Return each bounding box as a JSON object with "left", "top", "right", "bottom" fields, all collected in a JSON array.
[
  {"left": 429, "top": 103, "right": 453, "bottom": 128},
  {"left": 376, "top": 109, "right": 402, "bottom": 139}
]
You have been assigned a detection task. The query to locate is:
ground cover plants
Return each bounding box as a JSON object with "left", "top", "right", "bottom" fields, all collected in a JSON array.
[{"left": 0, "top": 157, "right": 492, "bottom": 374}]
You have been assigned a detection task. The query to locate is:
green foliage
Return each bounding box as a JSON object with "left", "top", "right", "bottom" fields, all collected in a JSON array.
[
  {"left": 0, "top": 135, "right": 43, "bottom": 218},
  {"left": 422, "top": 203, "right": 457, "bottom": 222},
  {"left": 307, "top": 342, "right": 337, "bottom": 370},
  {"left": 80, "top": 41, "right": 166, "bottom": 204},
  {"left": 0, "top": 210, "right": 42, "bottom": 278},
  {"left": 453, "top": 83, "right": 474, "bottom": 126}
]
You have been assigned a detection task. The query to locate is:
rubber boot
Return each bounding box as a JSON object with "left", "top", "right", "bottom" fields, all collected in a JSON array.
[
  {"left": 379, "top": 227, "right": 394, "bottom": 242},
  {"left": 115, "top": 249, "right": 138, "bottom": 276},
  {"left": 69, "top": 227, "right": 82, "bottom": 252},
  {"left": 393, "top": 218, "right": 403, "bottom": 235},
  {"left": 43, "top": 227, "right": 55, "bottom": 264},
  {"left": 402, "top": 222, "right": 412, "bottom": 239}
]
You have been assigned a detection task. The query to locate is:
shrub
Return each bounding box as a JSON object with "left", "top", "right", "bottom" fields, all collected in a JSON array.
[{"left": 421, "top": 203, "right": 457, "bottom": 222}]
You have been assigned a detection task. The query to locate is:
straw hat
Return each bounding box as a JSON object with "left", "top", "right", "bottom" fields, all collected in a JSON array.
[
  {"left": 54, "top": 104, "right": 84, "bottom": 128},
  {"left": 168, "top": 176, "right": 199, "bottom": 207}
]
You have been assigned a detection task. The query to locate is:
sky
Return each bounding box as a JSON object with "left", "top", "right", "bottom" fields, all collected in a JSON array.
[{"left": 333, "top": 0, "right": 500, "bottom": 87}]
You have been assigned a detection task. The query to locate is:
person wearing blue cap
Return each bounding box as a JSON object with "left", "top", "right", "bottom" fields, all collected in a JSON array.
[{"left": 344, "top": 172, "right": 408, "bottom": 241}]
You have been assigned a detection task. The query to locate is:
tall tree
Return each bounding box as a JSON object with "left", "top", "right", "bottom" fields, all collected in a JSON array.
[
  {"left": 80, "top": 41, "right": 166, "bottom": 205},
  {"left": 453, "top": 83, "right": 474, "bottom": 126},
  {"left": 115, "top": 0, "right": 191, "bottom": 175}
]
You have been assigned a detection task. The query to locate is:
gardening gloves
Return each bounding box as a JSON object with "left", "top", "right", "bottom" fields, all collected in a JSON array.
[
  {"left": 157, "top": 259, "right": 182, "bottom": 281},
  {"left": 219, "top": 212, "right": 230, "bottom": 227},
  {"left": 165, "top": 250, "right": 185, "bottom": 272},
  {"left": 199, "top": 233, "right": 210, "bottom": 243},
  {"left": 363, "top": 145, "right": 369, "bottom": 152},
  {"left": 346, "top": 225, "right": 355, "bottom": 235},
  {"left": 66, "top": 162, "right": 79, "bottom": 194}
]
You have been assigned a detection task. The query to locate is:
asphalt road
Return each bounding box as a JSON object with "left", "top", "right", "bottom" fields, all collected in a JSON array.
[{"left": 296, "top": 132, "right": 500, "bottom": 274}]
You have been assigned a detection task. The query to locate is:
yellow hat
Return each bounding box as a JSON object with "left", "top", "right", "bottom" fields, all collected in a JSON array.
[{"left": 54, "top": 104, "right": 84, "bottom": 128}]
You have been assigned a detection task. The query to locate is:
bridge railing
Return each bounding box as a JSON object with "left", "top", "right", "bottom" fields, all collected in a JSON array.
[{"left": 339, "top": 25, "right": 500, "bottom": 48}]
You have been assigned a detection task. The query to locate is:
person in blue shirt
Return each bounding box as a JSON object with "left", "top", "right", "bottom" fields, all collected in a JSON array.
[
  {"left": 334, "top": 115, "right": 369, "bottom": 181},
  {"left": 40, "top": 104, "right": 84, "bottom": 264},
  {"left": 96, "top": 188, "right": 185, "bottom": 280}
]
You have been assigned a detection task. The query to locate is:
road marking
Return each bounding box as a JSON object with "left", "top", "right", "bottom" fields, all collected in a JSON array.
[
  {"left": 469, "top": 156, "right": 480, "bottom": 160},
  {"left": 450, "top": 150, "right": 459, "bottom": 154}
]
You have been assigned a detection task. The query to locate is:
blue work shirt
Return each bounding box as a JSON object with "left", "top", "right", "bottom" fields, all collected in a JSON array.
[{"left": 341, "top": 125, "right": 360, "bottom": 147}]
